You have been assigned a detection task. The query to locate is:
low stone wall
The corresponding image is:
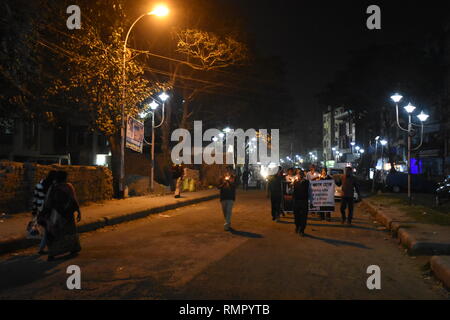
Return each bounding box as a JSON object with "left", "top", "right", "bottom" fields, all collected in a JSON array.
[{"left": 0, "top": 160, "right": 113, "bottom": 214}]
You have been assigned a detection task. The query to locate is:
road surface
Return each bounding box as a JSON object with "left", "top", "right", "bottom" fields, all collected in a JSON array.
[{"left": 0, "top": 190, "right": 448, "bottom": 299}]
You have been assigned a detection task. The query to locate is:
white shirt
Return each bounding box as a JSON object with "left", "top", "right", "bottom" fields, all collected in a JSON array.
[{"left": 306, "top": 171, "right": 320, "bottom": 181}]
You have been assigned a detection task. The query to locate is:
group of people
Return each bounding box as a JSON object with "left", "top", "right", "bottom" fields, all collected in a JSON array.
[
  {"left": 267, "top": 165, "right": 360, "bottom": 236},
  {"left": 216, "top": 164, "right": 361, "bottom": 237},
  {"left": 30, "top": 170, "right": 81, "bottom": 261}
]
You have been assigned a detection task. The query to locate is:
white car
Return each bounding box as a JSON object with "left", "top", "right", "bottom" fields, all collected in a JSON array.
[{"left": 330, "top": 169, "right": 360, "bottom": 202}]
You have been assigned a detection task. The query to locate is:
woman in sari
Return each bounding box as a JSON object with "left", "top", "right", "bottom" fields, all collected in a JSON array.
[{"left": 42, "top": 170, "right": 81, "bottom": 261}]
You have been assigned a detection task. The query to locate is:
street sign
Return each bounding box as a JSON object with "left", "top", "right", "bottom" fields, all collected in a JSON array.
[{"left": 126, "top": 116, "right": 144, "bottom": 153}]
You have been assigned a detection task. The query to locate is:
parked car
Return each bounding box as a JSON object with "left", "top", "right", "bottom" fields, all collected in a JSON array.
[
  {"left": 435, "top": 175, "right": 450, "bottom": 206},
  {"left": 329, "top": 168, "right": 360, "bottom": 202},
  {"left": 385, "top": 172, "right": 436, "bottom": 193}
]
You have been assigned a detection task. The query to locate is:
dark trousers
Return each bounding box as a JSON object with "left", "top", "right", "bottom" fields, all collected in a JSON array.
[
  {"left": 293, "top": 199, "right": 309, "bottom": 232},
  {"left": 319, "top": 212, "right": 331, "bottom": 220},
  {"left": 242, "top": 180, "right": 249, "bottom": 190},
  {"left": 271, "top": 195, "right": 281, "bottom": 219},
  {"left": 340, "top": 197, "right": 354, "bottom": 222}
]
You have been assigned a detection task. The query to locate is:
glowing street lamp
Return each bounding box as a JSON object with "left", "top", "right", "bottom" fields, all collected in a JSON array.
[
  {"left": 149, "top": 5, "right": 169, "bottom": 17},
  {"left": 119, "top": 5, "right": 169, "bottom": 197},
  {"left": 403, "top": 103, "right": 416, "bottom": 114},
  {"left": 159, "top": 92, "right": 170, "bottom": 102},
  {"left": 390, "top": 93, "right": 403, "bottom": 103},
  {"left": 147, "top": 93, "right": 170, "bottom": 191},
  {"left": 390, "top": 93, "right": 429, "bottom": 204},
  {"left": 149, "top": 100, "right": 159, "bottom": 110},
  {"left": 417, "top": 111, "right": 429, "bottom": 122}
]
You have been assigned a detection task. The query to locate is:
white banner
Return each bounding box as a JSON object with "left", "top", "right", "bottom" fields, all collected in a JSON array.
[{"left": 309, "top": 179, "right": 335, "bottom": 212}]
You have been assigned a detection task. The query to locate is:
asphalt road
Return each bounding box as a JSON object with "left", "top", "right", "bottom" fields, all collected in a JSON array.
[{"left": 0, "top": 190, "right": 448, "bottom": 299}]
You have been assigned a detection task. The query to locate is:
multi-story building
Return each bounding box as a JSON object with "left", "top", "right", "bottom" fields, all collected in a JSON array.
[
  {"left": 0, "top": 117, "right": 110, "bottom": 166},
  {"left": 322, "top": 106, "right": 357, "bottom": 167}
]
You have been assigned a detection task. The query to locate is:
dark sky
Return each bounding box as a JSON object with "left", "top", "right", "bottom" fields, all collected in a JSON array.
[{"left": 230, "top": 0, "right": 448, "bottom": 113}]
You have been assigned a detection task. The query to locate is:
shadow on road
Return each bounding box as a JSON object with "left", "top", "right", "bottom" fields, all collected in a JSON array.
[
  {"left": 308, "top": 223, "right": 377, "bottom": 232},
  {"left": 0, "top": 254, "right": 66, "bottom": 292},
  {"left": 277, "top": 220, "right": 295, "bottom": 225},
  {"left": 304, "top": 234, "right": 372, "bottom": 249},
  {"left": 229, "top": 229, "right": 263, "bottom": 238}
]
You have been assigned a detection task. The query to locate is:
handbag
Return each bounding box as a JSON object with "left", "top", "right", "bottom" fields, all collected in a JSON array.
[{"left": 26, "top": 216, "right": 42, "bottom": 239}]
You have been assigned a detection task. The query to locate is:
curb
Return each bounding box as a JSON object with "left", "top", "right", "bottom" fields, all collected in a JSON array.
[
  {"left": 0, "top": 194, "right": 219, "bottom": 255},
  {"left": 360, "top": 200, "right": 450, "bottom": 255},
  {"left": 361, "top": 199, "right": 450, "bottom": 290},
  {"left": 430, "top": 256, "right": 450, "bottom": 289}
]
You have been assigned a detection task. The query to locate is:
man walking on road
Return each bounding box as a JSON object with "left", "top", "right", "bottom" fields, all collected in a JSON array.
[
  {"left": 338, "top": 167, "right": 361, "bottom": 225},
  {"left": 242, "top": 168, "right": 250, "bottom": 191},
  {"left": 292, "top": 170, "right": 310, "bottom": 237},
  {"left": 171, "top": 164, "right": 185, "bottom": 198},
  {"left": 218, "top": 166, "right": 237, "bottom": 231},
  {"left": 267, "top": 167, "right": 284, "bottom": 221}
]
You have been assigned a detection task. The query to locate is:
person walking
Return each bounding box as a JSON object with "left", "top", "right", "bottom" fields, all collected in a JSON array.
[
  {"left": 32, "top": 170, "right": 58, "bottom": 254},
  {"left": 41, "top": 171, "right": 81, "bottom": 261},
  {"left": 171, "top": 164, "right": 185, "bottom": 198},
  {"left": 292, "top": 170, "right": 310, "bottom": 237},
  {"left": 338, "top": 167, "right": 361, "bottom": 225},
  {"left": 306, "top": 164, "right": 321, "bottom": 217},
  {"left": 306, "top": 164, "right": 321, "bottom": 181},
  {"left": 218, "top": 166, "right": 237, "bottom": 231},
  {"left": 267, "top": 167, "right": 284, "bottom": 221},
  {"left": 319, "top": 168, "right": 333, "bottom": 221},
  {"left": 242, "top": 169, "right": 250, "bottom": 191}
]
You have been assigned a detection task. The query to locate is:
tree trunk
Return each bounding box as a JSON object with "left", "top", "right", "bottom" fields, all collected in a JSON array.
[
  {"left": 161, "top": 100, "right": 172, "bottom": 156},
  {"left": 108, "top": 134, "right": 121, "bottom": 198},
  {"left": 180, "top": 99, "right": 191, "bottom": 130}
]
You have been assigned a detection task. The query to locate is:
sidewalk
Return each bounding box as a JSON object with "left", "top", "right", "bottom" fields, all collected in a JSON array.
[
  {"left": 361, "top": 197, "right": 450, "bottom": 289},
  {"left": 0, "top": 189, "right": 219, "bottom": 255}
]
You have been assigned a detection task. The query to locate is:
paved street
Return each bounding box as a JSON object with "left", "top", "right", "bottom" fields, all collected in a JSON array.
[{"left": 0, "top": 190, "right": 448, "bottom": 300}]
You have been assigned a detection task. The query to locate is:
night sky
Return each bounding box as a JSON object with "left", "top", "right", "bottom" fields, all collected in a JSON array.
[{"left": 234, "top": 0, "right": 448, "bottom": 113}]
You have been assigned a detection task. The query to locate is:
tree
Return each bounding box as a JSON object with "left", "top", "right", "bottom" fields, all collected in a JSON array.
[{"left": 37, "top": 0, "right": 167, "bottom": 195}]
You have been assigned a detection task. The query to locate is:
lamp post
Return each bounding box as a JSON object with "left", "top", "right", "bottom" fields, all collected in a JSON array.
[
  {"left": 140, "top": 92, "right": 169, "bottom": 192},
  {"left": 120, "top": 5, "right": 169, "bottom": 197},
  {"left": 390, "top": 93, "right": 429, "bottom": 205},
  {"left": 371, "top": 136, "right": 380, "bottom": 192},
  {"left": 150, "top": 93, "right": 169, "bottom": 191}
]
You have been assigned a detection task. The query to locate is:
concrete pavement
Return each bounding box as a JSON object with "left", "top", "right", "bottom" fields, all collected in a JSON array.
[
  {"left": 0, "top": 189, "right": 219, "bottom": 255},
  {"left": 0, "top": 190, "right": 448, "bottom": 299}
]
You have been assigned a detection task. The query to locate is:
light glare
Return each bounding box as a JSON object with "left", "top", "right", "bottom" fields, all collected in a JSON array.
[
  {"left": 404, "top": 103, "right": 416, "bottom": 114},
  {"left": 391, "top": 93, "right": 403, "bottom": 103},
  {"left": 149, "top": 5, "right": 169, "bottom": 17}
]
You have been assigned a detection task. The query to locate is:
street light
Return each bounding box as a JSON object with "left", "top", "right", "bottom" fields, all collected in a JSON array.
[
  {"left": 159, "top": 92, "right": 169, "bottom": 102},
  {"left": 149, "top": 5, "right": 170, "bottom": 17},
  {"left": 391, "top": 93, "right": 429, "bottom": 204},
  {"left": 404, "top": 103, "right": 416, "bottom": 114},
  {"left": 141, "top": 93, "right": 169, "bottom": 191},
  {"left": 149, "top": 100, "right": 159, "bottom": 110},
  {"left": 120, "top": 5, "right": 169, "bottom": 197},
  {"left": 417, "top": 111, "right": 429, "bottom": 122}
]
